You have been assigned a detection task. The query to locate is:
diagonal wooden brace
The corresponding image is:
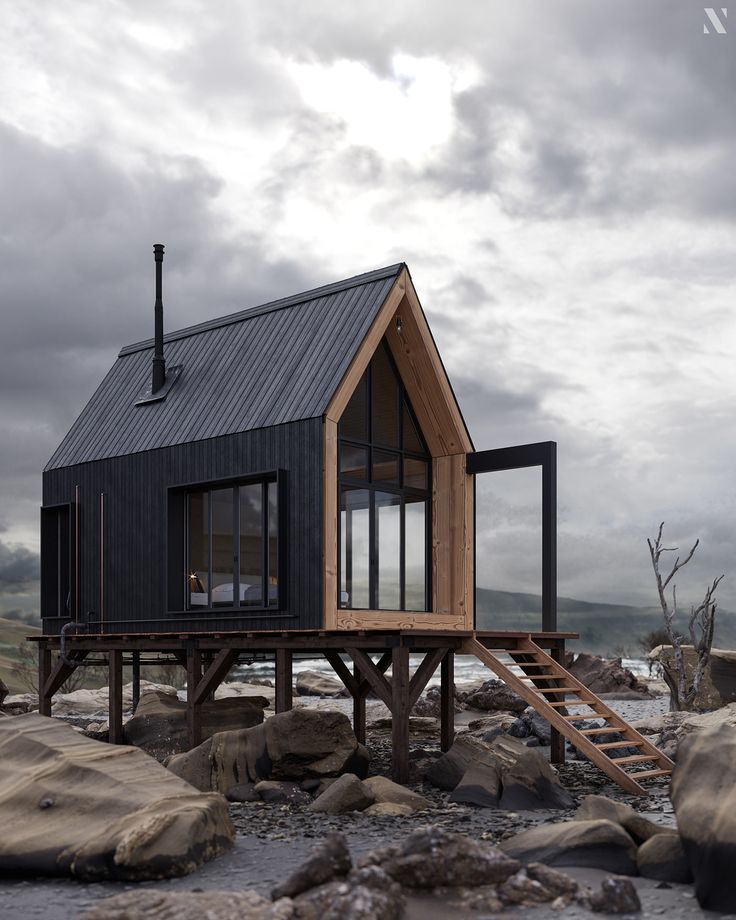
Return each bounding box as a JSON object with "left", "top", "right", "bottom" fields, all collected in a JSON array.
[
  {"left": 192, "top": 648, "right": 238, "bottom": 706},
  {"left": 346, "top": 648, "right": 393, "bottom": 708},
  {"left": 408, "top": 647, "right": 448, "bottom": 710}
]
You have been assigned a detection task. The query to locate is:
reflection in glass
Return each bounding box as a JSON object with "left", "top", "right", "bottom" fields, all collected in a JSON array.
[
  {"left": 376, "top": 491, "right": 401, "bottom": 610},
  {"left": 268, "top": 482, "right": 278, "bottom": 606},
  {"left": 404, "top": 456, "right": 428, "bottom": 490},
  {"left": 339, "top": 372, "right": 368, "bottom": 441},
  {"left": 211, "top": 489, "right": 234, "bottom": 607},
  {"left": 403, "top": 401, "right": 425, "bottom": 453},
  {"left": 240, "top": 483, "right": 262, "bottom": 607},
  {"left": 405, "top": 498, "right": 427, "bottom": 611},
  {"left": 340, "top": 488, "right": 369, "bottom": 609},
  {"left": 373, "top": 450, "right": 399, "bottom": 485},
  {"left": 188, "top": 492, "right": 209, "bottom": 607},
  {"left": 371, "top": 346, "right": 399, "bottom": 447},
  {"left": 339, "top": 443, "right": 368, "bottom": 480}
]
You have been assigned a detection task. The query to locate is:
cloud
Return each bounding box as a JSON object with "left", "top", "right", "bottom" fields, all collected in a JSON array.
[{"left": 0, "top": 538, "right": 38, "bottom": 593}]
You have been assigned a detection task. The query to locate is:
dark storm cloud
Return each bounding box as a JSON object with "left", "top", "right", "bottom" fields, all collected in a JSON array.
[{"left": 0, "top": 538, "right": 38, "bottom": 593}]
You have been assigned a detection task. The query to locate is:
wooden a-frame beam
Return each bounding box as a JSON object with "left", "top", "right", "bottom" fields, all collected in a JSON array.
[
  {"left": 408, "top": 647, "right": 448, "bottom": 710},
  {"left": 345, "top": 648, "right": 393, "bottom": 708},
  {"left": 192, "top": 647, "right": 238, "bottom": 706}
]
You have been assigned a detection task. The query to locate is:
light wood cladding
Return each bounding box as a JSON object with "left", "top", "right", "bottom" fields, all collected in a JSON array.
[{"left": 324, "top": 267, "right": 474, "bottom": 632}]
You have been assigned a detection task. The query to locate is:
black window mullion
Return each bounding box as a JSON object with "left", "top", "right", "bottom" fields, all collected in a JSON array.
[
  {"left": 233, "top": 486, "right": 240, "bottom": 608},
  {"left": 369, "top": 487, "right": 376, "bottom": 610},
  {"left": 207, "top": 490, "right": 213, "bottom": 609},
  {"left": 400, "top": 498, "right": 406, "bottom": 610},
  {"left": 261, "top": 481, "right": 269, "bottom": 609}
]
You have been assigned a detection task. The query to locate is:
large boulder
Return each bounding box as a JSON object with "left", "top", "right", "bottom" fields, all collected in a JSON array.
[
  {"left": 362, "top": 776, "right": 432, "bottom": 812},
  {"left": 567, "top": 653, "right": 650, "bottom": 698},
  {"left": 0, "top": 677, "right": 7, "bottom": 707},
  {"left": 361, "top": 825, "right": 520, "bottom": 888},
  {"left": 650, "top": 645, "right": 736, "bottom": 711},
  {"left": 671, "top": 723, "right": 736, "bottom": 910},
  {"left": 631, "top": 703, "right": 736, "bottom": 762},
  {"left": 500, "top": 819, "right": 638, "bottom": 875},
  {"left": 168, "top": 708, "right": 369, "bottom": 792},
  {"left": 293, "top": 866, "right": 404, "bottom": 919},
  {"left": 637, "top": 833, "right": 692, "bottom": 883},
  {"left": 214, "top": 680, "right": 276, "bottom": 706},
  {"left": 124, "top": 689, "right": 268, "bottom": 760},
  {"left": 51, "top": 681, "right": 177, "bottom": 718},
  {"left": 307, "top": 773, "right": 375, "bottom": 814},
  {"left": 464, "top": 679, "right": 527, "bottom": 714},
  {"left": 430, "top": 734, "right": 573, "bottom": 810},
  {"left": 296, "top": 670, "right": 348, "bottom": 698},
  {"left": 79, "top": 890, "right": 293, "bottom": 920},
  {"left": 272, "top": 832, "right": 352, "bottom": 899},
  {"left": 572, "top": 794, "right": 671, "bottom": 844},
  {"left": 0, "top": 713, "right": 233, "bottom": 879}
]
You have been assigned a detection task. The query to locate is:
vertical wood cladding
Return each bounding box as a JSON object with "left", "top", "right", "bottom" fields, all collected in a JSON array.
[{"left": 41, "top": 418, "right": 323, "bottom": 634}]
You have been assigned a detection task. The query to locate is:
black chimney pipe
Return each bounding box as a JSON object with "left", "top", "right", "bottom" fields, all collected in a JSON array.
[{"left": 152, "top": 243, "right": 166, "bottom": 393}]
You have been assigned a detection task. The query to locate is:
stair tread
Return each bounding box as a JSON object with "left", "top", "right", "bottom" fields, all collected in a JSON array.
[
  {"left": 545, "top": 700, "right": 596, "bottom": 708},
  {"left": 596, "top": 740, "right": 644, "bottom": 750},
  {"left": 631, "top": 768, "right": 672, "bottom": 779},
  {"left": 609, "top": 753, "right": 658, "bottom": 765},
  {"left": 536, "top": 687, "right": 580, "bottom": 694}
]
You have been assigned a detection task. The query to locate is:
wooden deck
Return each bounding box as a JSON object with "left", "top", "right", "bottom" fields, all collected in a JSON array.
[{"left": 31, "top": 627, "right": 671, "bottom": 793}]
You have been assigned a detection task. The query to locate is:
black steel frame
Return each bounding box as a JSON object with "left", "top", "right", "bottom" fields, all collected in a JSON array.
[
  {"left": 337, "top": 339, "right": 432, "bottom": 612},
  {"left": 466, "top": 441, "right": 557, "bottom": 632}
]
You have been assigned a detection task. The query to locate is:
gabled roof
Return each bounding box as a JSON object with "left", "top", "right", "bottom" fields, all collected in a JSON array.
[{"left": 46, "top": 264, "right": 404, "bottom": 470}]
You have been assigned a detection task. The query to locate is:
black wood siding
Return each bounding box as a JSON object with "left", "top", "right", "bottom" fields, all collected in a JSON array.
[{"left": 41, "top": 418, "right": 323, "bottom": 634}]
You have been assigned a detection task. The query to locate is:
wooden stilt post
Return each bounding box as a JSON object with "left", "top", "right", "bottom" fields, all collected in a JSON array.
[
  {"left": 440, "top": 649, "right": 455, "bottom": 752},
  {"left": 550, "top": 644, "right": 566, "bottom": 765},
  {"left": 131, "top": 651, "right": 141, "bottom": 712},
  {"left": 353, "top": 661, "right": 367, "bottom": 745},
  {"left": 186, "top": 642, "right": 202, "bottom": 749},
  {"left": 108, "top": 649, "right": 123, "bottom": 744},
  {"left": 391, "top": 644, "right": 410, "bottom": 784},
  {"left": 38, "top": 642, "right": 52, "bottom": 716},
  {"left": 275, "top": 648, "right": 292, "bottom": 714}
]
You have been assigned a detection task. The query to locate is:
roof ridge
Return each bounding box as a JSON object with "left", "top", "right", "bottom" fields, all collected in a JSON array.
[{"left": 119, "top": 262, "right": 405, "bottom": 357}]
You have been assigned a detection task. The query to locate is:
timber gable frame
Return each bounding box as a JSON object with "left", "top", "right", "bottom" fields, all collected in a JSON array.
[{"left": 323, "top": 266, "right": 475, "bottom": 632}]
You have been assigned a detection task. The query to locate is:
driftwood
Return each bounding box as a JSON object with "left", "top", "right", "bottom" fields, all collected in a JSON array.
[{"left": 647, "top": 522, "right": 724, "bottom": 711}]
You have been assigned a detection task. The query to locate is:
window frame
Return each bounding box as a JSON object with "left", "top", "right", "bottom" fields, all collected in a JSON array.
[
  {"left": 168, "top": 469, "right": 285, "bottom": 616},
  {"left": 40, "top": 502, "right": 73, "bottom": 625},
  {"left": 338, "top": 340, "right": 432, "bottom": 612}
]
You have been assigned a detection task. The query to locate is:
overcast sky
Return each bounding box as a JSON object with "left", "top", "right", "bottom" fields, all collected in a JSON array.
[{"left": 1, "top": 1, "right": 734, "bottom": 625}]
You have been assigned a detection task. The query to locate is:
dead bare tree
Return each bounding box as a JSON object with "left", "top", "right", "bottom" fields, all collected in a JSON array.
[{"left": 647, "top": 522, "right": 724, "bottom": 711}]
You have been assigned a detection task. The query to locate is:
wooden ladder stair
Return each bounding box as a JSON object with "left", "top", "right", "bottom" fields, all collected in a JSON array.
[{"left": 460, "top": 636, "right": 674, "bottom": 796}]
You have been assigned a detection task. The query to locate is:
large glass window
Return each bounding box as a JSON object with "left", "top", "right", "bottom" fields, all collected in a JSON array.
[
  {"left": 186, "top": 478, "right": 279, "bottom": 611},
  {"left": 338, "top": 339, "right": 431, "bottom": 611}
]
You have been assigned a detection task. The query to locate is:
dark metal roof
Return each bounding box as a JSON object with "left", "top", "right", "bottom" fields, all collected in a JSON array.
[{"left": 46, "top": 264, "right": 404, "bottom": 470}]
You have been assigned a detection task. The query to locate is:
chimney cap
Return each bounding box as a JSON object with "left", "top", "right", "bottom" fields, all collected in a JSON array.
[{"left": 153, "top": 243, "right": 165, "bottom": 260}]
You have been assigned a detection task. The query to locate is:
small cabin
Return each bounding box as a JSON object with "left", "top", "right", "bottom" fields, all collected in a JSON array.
[{"left": 42, "top": 258, "right": 476, "bottom": 636}]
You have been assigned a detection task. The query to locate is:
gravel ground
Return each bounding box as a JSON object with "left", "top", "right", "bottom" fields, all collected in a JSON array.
[{"left": 0, "top": 694, "right": 716, "bottom": 920}]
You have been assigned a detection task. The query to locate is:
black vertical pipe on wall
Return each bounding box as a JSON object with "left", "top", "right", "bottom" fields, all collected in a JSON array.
[
  {"left": 152, "top": 243, "right": 166, "bottom": 394},
  {"left": 466, "top": 441, "right": 557, "bottom": 633}
]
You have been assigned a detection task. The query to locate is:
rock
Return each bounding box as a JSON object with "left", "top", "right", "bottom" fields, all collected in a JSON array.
[
  {"left": 361, "top": 825, "right": 520, "bottom": 888},
  {"left": 254, "top": 780, "right": 312, "bottom": 805},
  {"left": 0, "top": 677, "right": 7, "bottom": 707},
  {"left": 362, "top": 776, "right": 431, "bottom": 812},
  {"left": 637, "top": 833, "right": 692, "bottom": 883},
  {"left": 573, "top": 794, "right": 671, "bottom": 845},
  {"left": 466, "top": 711, "right": 520, "bottom": 742},
  {"left": 589, "top": 875, "right": 642, "bottom": 914},
  {"left": 296, "top": 669, "right": 348, "bottom": 698},
  {"left": 500, "top": 820, "right": 638, "bottom": 875},
  {"left": 567, "top": 653, "right": 650, "bottom": 698},
  {"left": 79, "top": 889, "right": 293, "bottom": 919},
  {"left": 364, "top": 803, "right": 413, "bottom": 817},
  {"left": 272, "top": 832, "right": 352, "bottom": 899},
  {"left": 307, "top": 773, "right": 374, "bottom": 814},
  {"left": 124, "top": 689, "right": 268, "bottom": 761},
  {"left": 498, "top": 863, "right": 579, "bottom": 907},
  {"left": 225, "top": 782, "right": 260, "bottom": 803},
  {"left": 168, "top": 708, "right": 368, "bottom": 791},
  {"left": 0, "top": 713, "right": 233, "bottom": 880},
  {"left": 631, "top": 703, "right": 736, "bottom": 762},
  {"left": 51, "top": 681, "right": 177, "bottom": 717},
  {"left": 448, "top": 735, "right": 574, "bottom": 810},
  {"left": 650, "top": 644, "right": 736, "bottom": 711},
  {"left": 1, "top": 692, "right": 37, "bottom": 714},
  {"left": 411, "top": 685, "right": 464, "bottom": 718},
  {"left": 671, "top": 723, "right": 736, "bottom": 910},
  {"left": 464, "top": 679, "right": 527, "bottom": 714},
  {"left": 425, "top": 733, "right": 491, "bottom": 790},
  {"left": 214, "top": 680, "right": 276, "bottom": 705},
  {"left": 366, "top": 716, "right": 439, "bottom": 736},
  {"left": 294, "top": 866, "right": 404, "bottom": 920}
]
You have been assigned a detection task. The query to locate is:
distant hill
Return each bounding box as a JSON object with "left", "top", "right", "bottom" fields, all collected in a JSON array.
[
  {"left": 0, "top": 617, "right": 40, "bottom": 693},
  {"left": 476, "top": 587, "right": 736, "bottom": 657}
]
